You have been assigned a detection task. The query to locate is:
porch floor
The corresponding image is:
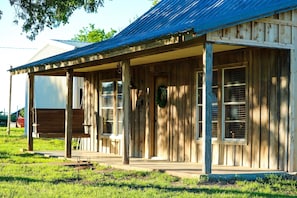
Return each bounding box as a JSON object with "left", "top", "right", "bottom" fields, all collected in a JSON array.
[{"left": 33, "top": 150, "right": 287, "bottom": 180}]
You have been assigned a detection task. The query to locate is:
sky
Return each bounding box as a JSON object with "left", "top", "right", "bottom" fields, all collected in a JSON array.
[{"left": 0, "top": 0, "right": 152, "bottom": 113}]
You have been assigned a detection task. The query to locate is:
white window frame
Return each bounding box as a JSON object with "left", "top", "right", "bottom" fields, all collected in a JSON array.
[
  {"left": 99, "top": 79, "right": 123, "bottom": 136},
  {"left": 196, "top": 65, "right": 247, "bottom": 143},
  {"left": 196, "top": 70, "right": 218, "bottom": 140},
  {"left": 222, "top": 66, "right": 247, "bottom": 142}
]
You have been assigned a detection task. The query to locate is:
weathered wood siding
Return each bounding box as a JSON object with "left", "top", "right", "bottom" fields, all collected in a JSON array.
[
  {"left": 80, "top": 72, "right": 99, "bottom": 152},
  {"left": 82, "top": 48, "right": 290, "bottom": 171},
  {"left": 208, "top": 11, "right": 296, "bottom": 49},
  {"left": 196, "top": 49, "right": 289, "bottom": 170}
]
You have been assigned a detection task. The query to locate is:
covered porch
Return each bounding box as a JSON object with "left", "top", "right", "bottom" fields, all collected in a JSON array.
[{"left": 32, "top": 150, "right": 288, "bottom": 180}]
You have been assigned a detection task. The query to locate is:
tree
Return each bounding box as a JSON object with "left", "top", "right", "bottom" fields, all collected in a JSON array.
[
  {"left": 150, "top": 0, "right": 160, "bottom": 6},
  {"left": 7, "top": 0, "right": 104, "bottom": 40},
  {"left": 72, "top": 24, "right": 117, "bottom": 42}
]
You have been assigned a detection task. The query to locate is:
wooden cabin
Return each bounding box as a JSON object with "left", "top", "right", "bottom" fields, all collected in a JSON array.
[{"left": 10, "top": 0, "right": 297, "bottom": 173}]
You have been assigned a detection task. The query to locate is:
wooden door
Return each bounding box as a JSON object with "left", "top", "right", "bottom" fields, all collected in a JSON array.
[{"left": 151, "top": 76, "right": 169, "bottom": 160}]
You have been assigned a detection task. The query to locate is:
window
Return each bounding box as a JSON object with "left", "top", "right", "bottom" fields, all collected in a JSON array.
[
  {"left": 100, "top": 80, "right": 123, "bottom": 135},
  {"left": 196, "top": 70, "right": 218, "bottom": 139},
  {"left": 223, "top": 67, "right": 246, "bottom": 139},
  {"left": 196, "top": 66, "right": 246, "bottom": 141}
]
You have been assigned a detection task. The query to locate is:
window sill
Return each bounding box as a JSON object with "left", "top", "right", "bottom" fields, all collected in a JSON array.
[
  {"left": 195, "top": 138, "right": 247, "bottom": 145},
  {"left": 100, "top": 134, "right": 122, "bottom": 140}
]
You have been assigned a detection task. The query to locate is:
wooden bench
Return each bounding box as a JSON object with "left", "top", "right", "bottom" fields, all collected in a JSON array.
[{"left": 32, "top": 109, "right": 90, "bottom": 138}]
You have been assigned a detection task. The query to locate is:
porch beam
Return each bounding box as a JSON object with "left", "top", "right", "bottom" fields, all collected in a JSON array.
[
  {"left": 28, "top": 74, "right": 34, "bottom": 151},
  {"left": 122, "top": 60, "right": 131, "bottom": 165},
  {"left": 202, "top": 42, "right": 213, "bottom": 174},
  {"left": 65, "top": 69, "right": 73, "bottom": 158},
  {"left": 289, "top": 13, "right": 297, "bottom": 172}
]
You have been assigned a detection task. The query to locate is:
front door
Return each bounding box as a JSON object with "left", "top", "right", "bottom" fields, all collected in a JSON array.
[{"left": 151, "top": 75, "right": 169, "bottom": 160}]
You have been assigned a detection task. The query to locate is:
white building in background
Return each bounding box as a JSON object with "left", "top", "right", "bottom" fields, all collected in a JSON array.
[{"left": 25, "top": 40, "right": 91, "bottom": 133}]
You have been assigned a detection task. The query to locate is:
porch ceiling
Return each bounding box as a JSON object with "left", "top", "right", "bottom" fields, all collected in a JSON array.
[{"left": 74, "top": 44, "right": 245, "bottom": 73}]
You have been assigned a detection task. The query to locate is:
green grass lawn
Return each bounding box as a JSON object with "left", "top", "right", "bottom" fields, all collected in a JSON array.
[{"left": 0, "top": 127, "right": 296, "bottom": 197}]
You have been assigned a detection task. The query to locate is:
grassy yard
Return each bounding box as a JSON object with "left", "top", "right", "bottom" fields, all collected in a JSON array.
[{"left": 0, "top": 127, "right": 296, "bottom": 198}]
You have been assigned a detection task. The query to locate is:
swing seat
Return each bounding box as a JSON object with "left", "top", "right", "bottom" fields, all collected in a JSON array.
[{"left": 32, "top": 109, "right": 90, "bottom": 138}]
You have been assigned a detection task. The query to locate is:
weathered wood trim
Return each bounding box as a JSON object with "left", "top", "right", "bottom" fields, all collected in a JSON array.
[
  {"left": 65, "top": 69, "right": 73, "bottom": 158},
  {"left": 289, "top": 9, "right": 297, "bottom": 172},
  {"left": 28, "top": 74, "right": 34, "bottom": 151},
  {"left": 202, "top": 42, "right": 213, "bottom": 174},
  {"left": 207, "top": 36, "right": 294, "bottom": 49},
  {"left": 255, "top": 18, "right": 297, "bottom": 27},
  {"left": 122, "top": 60, "right": 131, "bottom": 164}
]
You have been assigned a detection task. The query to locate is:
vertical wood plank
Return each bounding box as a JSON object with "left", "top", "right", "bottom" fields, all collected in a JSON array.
[
  {"left": 131, "top": 69, "right": 136, "bottom": 156},
  {"left": 279, "top": 51, "right": 289, "bottom": 171},
  {"left": 178, "top": 63, "right": 185, "bottom": 162},
  {"left": 172, "top": 64, "right": 179, "bottom": 161},
  {"left": 269, "top": 51, "right": 279, "bottom": 170},
  {"left": 65, "top": 69, "right": 73, "bottom": 158},
  {"left": 289, "top": 10, "right": 297, "bottom": 172},
  {"left": 191, "top": 59, "right": 198, "bottom": 162},
  {"left": 202, "top": 42, "right": 213, "bottom": 174},
  {"left": 122, "top": 60, "right": 131, "bottom": 164},
  {"left": 144, "top": 67, "right": 150, "bottom": 159},
  {"left": 184, "top": 63, "right": 192, "bottom": 162},
  {"left": 251, "top": 50, "right": 261, "bottom": 168},
  {"left": 28, "top": 74, "right": 34, "bottom": 151},
  {"left": 95, "top": 73, "right": 99, "bottom": 152},
  {"left": 253, "top": 21, "right": 265, "bottom": 42},
  {"left": 138, "top": 68, "right": 145, "bottom": 157},
  {"left": 260, "top": 51, "right": 269, "bottom": 169}
]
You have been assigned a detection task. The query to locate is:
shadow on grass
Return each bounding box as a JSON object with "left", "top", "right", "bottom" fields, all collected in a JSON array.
[
  {"left": 89, "top": 180, "right": 295, "bottom": 197},
  {"left": 0, "top": 151, "right": 10, "bottom": 159},
  {"left": 0, "top": 176, "right": 42, "bottom": 183}
]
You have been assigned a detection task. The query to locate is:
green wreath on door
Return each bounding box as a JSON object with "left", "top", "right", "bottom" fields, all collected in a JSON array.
[{"left": 156, "top": 85, "right": 167, "bottom": 108}]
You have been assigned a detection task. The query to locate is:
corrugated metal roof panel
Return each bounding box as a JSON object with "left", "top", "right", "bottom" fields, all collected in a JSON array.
[{"left": 12, "top": 0, "right": 297, "bottom": 71}]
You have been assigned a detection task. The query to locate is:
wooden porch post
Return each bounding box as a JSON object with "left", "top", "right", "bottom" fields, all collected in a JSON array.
[
  {"left": 28, "top": 74, "right": 34, "bottom": 151},
  {"left": 7, "top": 66, "right": 12, "bottom": 135},
  {"left": 65, "top": 69, "right": 73, "bottom": 158},
  {"left": 289, "top": 24, "right": 297, "bottom": 172},
  {"left": 202, "top": 42, "right": 213, "bottom": 174},
  {"left": 122, "top": 60, "right": 131, "bottom": 165}
]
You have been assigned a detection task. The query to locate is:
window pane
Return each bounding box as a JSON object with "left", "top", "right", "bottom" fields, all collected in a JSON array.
[
  {"left": 197, "top": 70, "right": 218, "bottom": 139},
  {"left": 225, "top": 104, "right": 246, "bottom": 120},
  {"left": 212, "top": 104, "right": 218, "bottom": 120},
  {"left": 224, "top": 86, "right": 245, "bottom": 102},
  {"left": 197, "top": 89, "right": 202, "bottom": 104},
  {"left": 225, "top": 122, "right": 245, "bottom": 138},
  {"left": 117, "top": 81, "right": 123, "bottom": 94},
  {"left": 224, "top": 67, "right": 245, "bottom": 85},
  {"left": 117, "top": 94, "right": 123, "bottom": 107},
  {"left": 102, "top": 95, "right": 114, "bottom": 107},
  {"left": 102, "top": 109, "right": 113, "bottom": 121},
  {"left": 212, "top": 122, "right": 218, "bottom": 137},
  {"left": 198, "top": 107, "right": 202, "bottom": 121},
  {"left": 198, "top": 123, "right": 202, "bottom": 138},
  {"left": 103, "top": 122, "right": 113, "bottom": 133},
  {"left": 102, "top": 82, "right": 114, "bottom": 94},
  {"left": 198, "top": 122, "right": 217, "bottom": 138},
  {"left": 197, "top": 73, "right": 203, "bottom": 87}
]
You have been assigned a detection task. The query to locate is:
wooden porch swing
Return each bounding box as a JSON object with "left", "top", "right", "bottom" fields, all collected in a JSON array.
[{"left": 32, "top": 108, "right": 90, "bottom": 138}]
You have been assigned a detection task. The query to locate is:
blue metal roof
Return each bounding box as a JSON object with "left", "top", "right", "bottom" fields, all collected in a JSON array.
[{"left": 12, "top": 0, "right": 297, "bottom": 71}]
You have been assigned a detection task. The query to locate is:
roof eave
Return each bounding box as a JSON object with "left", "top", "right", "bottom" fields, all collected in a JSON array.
[{"left": 10, "top": 29, "right": 202, "bottom": 75}]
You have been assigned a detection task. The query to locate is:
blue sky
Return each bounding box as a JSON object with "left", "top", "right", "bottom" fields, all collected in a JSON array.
[{"left": 0, "top": 0, "right": 152, "bottom": 113}]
